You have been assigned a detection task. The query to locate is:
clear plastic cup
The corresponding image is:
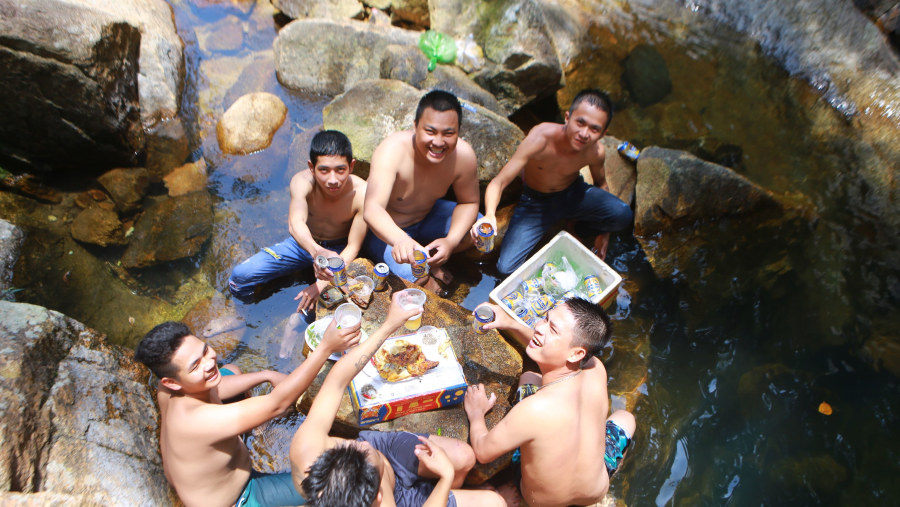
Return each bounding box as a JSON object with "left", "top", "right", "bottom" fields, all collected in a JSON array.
[
  {"left": 333, "top": 303, "right": 362, "bottom": 329},
  {"left": 349, "top": 275, "right": 375, "bottom": 308},
  {"left": 399, "top": 288, "right": 426, "bottom": 331}
]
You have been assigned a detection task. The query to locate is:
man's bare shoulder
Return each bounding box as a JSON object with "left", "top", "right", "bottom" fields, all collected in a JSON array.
[
  {"left": 454, "top": 138, "right": 477, "bottom": 169},
  {"left": 378, "top": 129, "right": 414, "bottom": 150},
  {"left": 526, "top": 121, "right": 564, "bottom": 141},
  {"left": 290, "top": 169, "right": 314, "bottom": 193},
  {"left": 582, "top": 356, "right": 608, "bottom": 381}
]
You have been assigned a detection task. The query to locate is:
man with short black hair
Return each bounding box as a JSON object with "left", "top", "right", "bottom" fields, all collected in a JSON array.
[
  {"left": 134, "top": 318, "right": 361, "bottom": 507},
  {"left": 465, "top": 298, "right": 637, "bottom": 506},
  {"left": 472, "top": 88, "right": 633, "bottom": 274},
  {"left": 364, "top": 90, "right": 480, "bottom": 293}
]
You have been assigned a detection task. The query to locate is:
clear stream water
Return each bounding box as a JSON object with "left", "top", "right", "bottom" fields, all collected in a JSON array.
[{"left": 9, "top": 0, "right": 900, "bottom": 505}]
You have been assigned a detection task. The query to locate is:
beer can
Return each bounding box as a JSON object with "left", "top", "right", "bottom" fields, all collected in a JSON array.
[
  {"left": 501, "top": 290, "right": 524, "bottom": 310},
  {"left": 373, "top": 263, "right": 389, "bottom": 291},
  {"left": 617, "top": 141, "right": 641, "bottom": 163},
  {"left": 411, "top": 249, "right": 429, "bottom": 279},
  {"left": 327, "top": 256, "right": 348, "bottom": 288},
  {"left": 521, "top": 277, "right": 544, "bottom": 293},
  {"left": 514, "top": 302, "right": 537, "bottom": 328},
  {"left": 529, "top": 293, "right": 555, "bottom": 316},
  {"left": 474, "top": 222, "right": 495, "bottom": 253},
  {"left": 555, "top": 290, "right": 578, "bottom": 306},
  {"left": 583, "top": 275, "right": 604, "bottom": 304},
  {"left": 315, "top": 255, "right": 329, "bottom": 270},
  {"left": 473, "top": 306, "right": 495, "bottom": 334}
]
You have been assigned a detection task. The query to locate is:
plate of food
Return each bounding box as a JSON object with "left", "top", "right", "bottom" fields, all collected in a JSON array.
[
  {"left": 371, "top": 338, "right": 440, "bottom": 382},
  {"left": 305, "top": 317, "right": 369, "bottom": 361}
]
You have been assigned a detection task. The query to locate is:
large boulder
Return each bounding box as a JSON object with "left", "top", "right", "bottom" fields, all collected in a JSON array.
[
  {"left": 323, "top": 80, "right": 524, "bottom": 183},
  {"left": 0, "top": 219, "right": 24, "bottom": 300},
  {"left": 217, "top": 92, "right": 288, "bottom": 155},
  {"left": 274, "top": 18, "right": 419, "bottom": 96},
  {"left": 121, "top": 191, "right": 214, "bottom": 269},
  {"left": 430, "top": 0, "right": 564, "bottom": 112},
  {"left": 0, "top": 301, "right": 174, "bottom": 505},
  {"left": 634, "top": 146, "right": 782, "bottom": 235},
  {"left": 0, "top": 0, "right": 184, "bottom": 173},
  {"left": 272, "top": 0, "right": 364, "bottom": 20}
]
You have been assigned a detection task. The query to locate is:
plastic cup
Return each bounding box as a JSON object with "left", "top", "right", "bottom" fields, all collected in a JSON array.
[
  {"left": 349, "top": 276, "right": 375, "bottom": 308},
  {"left": 399, "top": 288, "right": 426, "bottom": 331},
  {"left": 333, "top": 303, "right": 362, "bottom": 330}
]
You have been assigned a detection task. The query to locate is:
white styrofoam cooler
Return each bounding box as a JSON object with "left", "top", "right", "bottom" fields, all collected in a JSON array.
[{"left": 489, "top": 231, "right": 623, "bottom": 327}]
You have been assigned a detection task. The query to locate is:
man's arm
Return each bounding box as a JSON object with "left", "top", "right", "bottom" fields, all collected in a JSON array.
[
  {"left": 339, "top": 178, "right": 369, "bottom": 266},
  {"left": 587, "top": 142, "right": 608, "bottom": 191},
  {"left": 415, "top": 436, "right": 456, "bottom": 507},
  {"left": 216, "top": 370, "right": 286, "bottom": 400},
  {"left": 464, "top": 383, "right": 534, "bottom": 463},
  {"left": 288, "top": 171, "right": 337, "bottom": 281},
  {"left": 471, "top": 130, "right": 547, "bottom": 240},
  {"left": 426, "top": 144, "right": 479, "bottom": 265}
]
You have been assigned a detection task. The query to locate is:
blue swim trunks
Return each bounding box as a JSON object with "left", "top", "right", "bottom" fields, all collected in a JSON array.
[
  {"left": 603, "top": 420, "right": 631, "bottom": 477},
  {"left": 235, "top": 470, "right": 306, "bottom": 507},
  {"left": 357, "top": 430, "right": 457, "bottom": 507}
]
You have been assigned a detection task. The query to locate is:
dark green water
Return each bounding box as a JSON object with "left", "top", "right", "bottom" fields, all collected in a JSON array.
[{"left": 9, "top": 0, "right": 900, "bottom": 504}]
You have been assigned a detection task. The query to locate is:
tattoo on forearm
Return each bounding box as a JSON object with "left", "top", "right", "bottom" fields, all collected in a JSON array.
[{"left": 354, "top": 355, "right": 370, "bottom": 370}]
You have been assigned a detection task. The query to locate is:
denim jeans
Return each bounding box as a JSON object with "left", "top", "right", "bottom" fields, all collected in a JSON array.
[
  {"left": 496, "top": 177, "right": 632, "bottom": 276},
  {"left": 364, "top": 199, "right": 480, "bottom": 282},
  {"left": 228, "top": 236, "right": 347, "bottom": 299}
]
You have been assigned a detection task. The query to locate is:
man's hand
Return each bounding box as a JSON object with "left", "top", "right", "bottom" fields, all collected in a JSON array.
[
  {"left": 592, "top": 232, "right": 610, "bottom": 261},
  {"left": 423, "top": 237, "right": 454, "bottom": 267},
  {"left": 294, "top": 281, "right": 325, "bottom": 313},
  {"left": 320, "top": 318, "right": 361, "bottom": 355},
  {"left": 475, "top": 303, "right": 514, "bottom": 332},
  {"left": 313, "top": 248, "right": 340, "bottom": 281},
  {"left": 385, "top": 291, "right": 424, "bottom": 329},
  {"left": 469, "top": 216, "right": 497, "bottom": 243},
  {"left": 391, "top": 235, "right": 425, "bottom": 265},
  {"left": 414, "top": 436, "right": 455, "bottom": 481},
  {"left": 464, "top": 383, "right": 497, "bottom": 420}
]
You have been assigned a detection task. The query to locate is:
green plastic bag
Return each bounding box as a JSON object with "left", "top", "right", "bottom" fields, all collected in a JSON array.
[{"left": 418, "top": 30, "right": 456, "bottom": 71}]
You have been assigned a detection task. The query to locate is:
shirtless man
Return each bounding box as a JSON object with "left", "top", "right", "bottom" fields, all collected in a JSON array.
[
  {"left": 465, "top": 298, "right": 636, "bottom": 507},
  {"left": 228, "top": 130, "right": 367, "bottom": 310},
  {"left": 133, "top": 319, "right": 361, "bottom": 506},
  {"left": 471, "top": 89, "right": 633, "bottom": 275},
  {"left": 290, "top": 292, "right": 504, "bottom": 507},
  {"left": 364, "top": 90, "right": 480, "bottom": 293}
]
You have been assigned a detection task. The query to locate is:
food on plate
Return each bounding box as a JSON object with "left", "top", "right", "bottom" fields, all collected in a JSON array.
[{"left": 372, "top": 339, "right": 439, "bottom": 382}]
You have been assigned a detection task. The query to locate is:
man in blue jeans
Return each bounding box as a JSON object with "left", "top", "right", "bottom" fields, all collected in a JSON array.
[
  {"left": 228, "top": 130, "right": 367, "bottom": 310},
  {"left": 363, "top": 90, "right": 480, "bottom": 293},
  {"left": 471, "top": 89, "right": 633, "bottom": 276}
]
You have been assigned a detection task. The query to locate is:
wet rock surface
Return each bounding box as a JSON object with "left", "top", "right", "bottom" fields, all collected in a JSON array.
[
  {"left": 217, "top": 92, "right": 288, "bottom": 155},
  {"left": 0, "top": 301, "right": 174, "bottom": 505},
  {"left": 122, "top": 191, "right": 213, "bottom": 269},
  {"left": 273, "top": 0, "right": 364, "bottom": 20},
  {"left": 163, "top": 158, "right": 208, "bottom": 197},
  {"left": 70, "top": 207, "right": 127, "bottom": 247},
  {"left": 98, "top": 168, "right": 150, "bottom": 215},
  {"left": 304, "top": 259, "right": 523, "bottom": 483},
  {"left": 0, "top": 219, "right": 24, "bottom": 299},
  {"left": 623, "top": 45, "right": 673, "bottom": 107}
]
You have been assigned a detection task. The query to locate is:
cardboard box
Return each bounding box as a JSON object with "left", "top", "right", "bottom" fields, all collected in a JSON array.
[
  {"left": 348, "top": 329, "right": 467, "bottom": 425},
  {"left": 489, "top": 231, "right": 623, "bottom": 328}
]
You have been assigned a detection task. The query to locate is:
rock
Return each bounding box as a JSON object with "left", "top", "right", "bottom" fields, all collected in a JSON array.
[
  {"left": 144, "top": 118, "right": 190, "bottom": 182},
  {"left": 380, "top": 44, "right": 430, "bottom": 88},
  {"left": 368, "top": 7, "right": 392, "bottom": 26},
  {"left": 431, "top": 0, "right": 564, "bottom": 112},
  {"left": 222, "top": 52, "right": 280, "bottom": 113},
  {"left": 273, "top": 0, "right": 364, "bottom": 20},
  {"left": 304, "top": 259, "right": 523, "bottom": 484},
  {"left": 286, "top": 125, "right": 324, "bottom": 183},
  {"left": 623, "top": 45, "right": 672, "bottom": 107},
  {"left": 634, "top": 146, "right": 782, "bottom": 235},
  {"left": 98, "top": 168, "right": 150, "bottom": 215},
  {"left": 769, "top": 454, "right": 848, "bottom": 495},
  {"left": 0, "top": 219, "right": 24, "bottom": 300},
  {"left": 323, "top": 80, "right": 523, "bottom": 184},
  {"left": 861, "top": 333, "right": 900, "bottom": 377},
  {"left": 121, "top": 192, "right": 213, "bottom": 269},
  {"left": 391, "top": 0, "right": 430, "bottom": 28},
  {"left": 0, "top": 173, "right": 63, "bottom": 204},
  {"left": 422, "top": 66, "right": 507, "bottom": 116},
  {"left": 70, "top": 207, "right": 127, "bottom": 247},
  {"left": 0, "top": 0, "right": 184, "bottom": 172},
  {"left": 579, "top": 136, "right": 637, "bottom": 206},
  {"left": 0, "top": 301, "right": 175, "bottom": 504},
  {"left": 74, "top": 189, "right": 116, "bottom": 211},
  {"left": 196, "top": 14, "right": 244, "bottom": 53},
  {"left": 164, "top": 158, "right": 208, "bottom": 197},
  {"left": 182, "top": 295, "right": 246, "bottom": 359},
  {"left": 274, "top": 18, "right": 420, "bottom": 96},
  {"left": 217, "top": 92, "right": 288, "bottom": 155}
]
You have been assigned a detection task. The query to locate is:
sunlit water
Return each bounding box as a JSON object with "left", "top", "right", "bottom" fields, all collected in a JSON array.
[{"left": 9, "top": 0, "right": 900, "bottom": 504}]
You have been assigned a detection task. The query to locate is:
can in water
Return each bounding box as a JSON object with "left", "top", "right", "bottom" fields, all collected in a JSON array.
[
  {"left": 372, "top": 263, "right": 390, "bottom": 291},
  {"left": 474, "top": 222, "right": 495, "bottom": 253},
  {"left": 327, "top": 256, "right": 348, "bottom": 288},
  {"left": 514, "top": 301, "right": 537, "bottom": 327},
  {"left": 583, "top": 275, "right": 604, "bottom": 304},
  {"left": 617, "top": 141, "right": 641, "bottom": 163},
  {"left": 411, "top": 249, "right": 429, "bottom": 279},
  {"left": 529, "top": 292, "right": 555, "bottom": 316},
  {"left": 473, "top": 306, "right": 495, "bottom": 334},
  {"left": 501, "top": 290, "right": 524, "bottom": 310}
]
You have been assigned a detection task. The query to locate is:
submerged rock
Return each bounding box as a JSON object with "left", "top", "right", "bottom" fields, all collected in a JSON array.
[
  {"left": 98, "top": 167, "right": 150, "bottom": 215},
  {"left": 70, "top": 207, "right": 127, "bottom": 247},
  {"left": 0, "top": 301, "right": 174, "bottom": 504},
  {"left": 217, "top": 92, "right": 288, "bottom": 155},
  {"left": 163, "top": 158, "right": 208, "bottom": 197},
  {"left": 144, "top": 118, "right": 190, "bottom": 182},
  {"left": 121, "top": 191, "right": 213, "bottom": 269},
  {"left": 0, "top": 219, "right": 24, "bottom": 300}
]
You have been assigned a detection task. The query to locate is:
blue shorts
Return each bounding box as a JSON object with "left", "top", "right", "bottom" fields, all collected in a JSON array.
[
  {"left": 363, "top": 199, "right": 480, "bottom": 282},
  {"left": 604, "top": 420, "right": 631, "bottom": 477},
  {"left": 235, "top": 470, "right": 306, "bottom": 507},
  {"left": 357, "top": 431, "right": 457, "bottom": 507},
  {"left": 228, "top": 236, "right": 347, "bottom": 300}
]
